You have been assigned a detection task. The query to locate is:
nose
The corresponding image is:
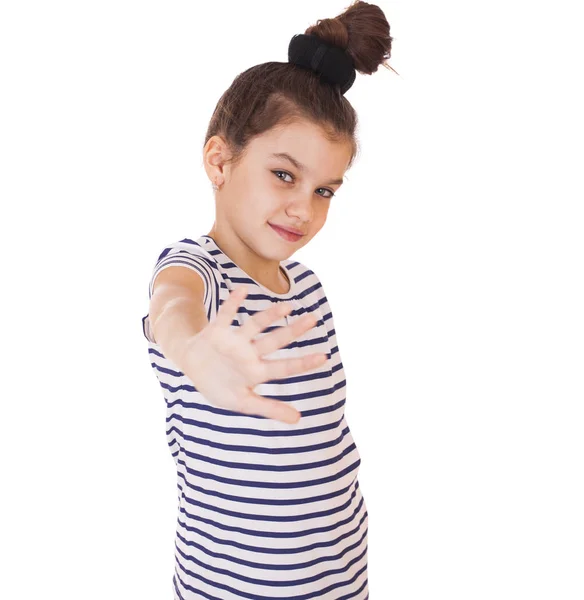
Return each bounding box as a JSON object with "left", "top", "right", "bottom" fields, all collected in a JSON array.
[{"left": 285, "top": 191, "right": 313, "bottom": 222}]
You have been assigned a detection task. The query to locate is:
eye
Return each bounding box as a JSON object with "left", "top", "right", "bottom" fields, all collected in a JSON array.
[
  {"left": 273, "top": 169, "right": 293, "bottom": 184},
  {"left": 317, "top": 187, "right": 336, "bottom": 199},
  {"left": 272, "top": 170, "right": 335, "bottom": 198}
]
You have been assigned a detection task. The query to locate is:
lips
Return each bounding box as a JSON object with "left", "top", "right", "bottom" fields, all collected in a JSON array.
[
  {"left": 269, "top": 223, "right": 304, "bottom": 242},
  {"left": 270, "top": 223, "right": 305, "bottom": 236}
]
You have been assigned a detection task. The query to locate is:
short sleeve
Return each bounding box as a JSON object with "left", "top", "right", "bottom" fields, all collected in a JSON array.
[{"left": 142, "top": 239, "right": 220, "bottom": 344}]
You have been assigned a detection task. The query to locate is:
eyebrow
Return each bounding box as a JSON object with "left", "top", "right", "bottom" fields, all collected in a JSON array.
[{"left": 269, "top": 152, "right": 345, "bottom": 186}]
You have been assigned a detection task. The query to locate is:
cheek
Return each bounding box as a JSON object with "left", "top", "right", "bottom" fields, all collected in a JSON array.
[
  {"left": 261, "top": 195, "right": 288, "bottom": 217},
  {"left": 231, "top": 197, "right": 249, "bottom": 215},
  {"left": 315, "top": 202, "right": 330, "bottom": 221}
]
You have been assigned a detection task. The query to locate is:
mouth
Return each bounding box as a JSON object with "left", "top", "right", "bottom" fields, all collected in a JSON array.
[{"left": 269, "top": 223, "right": 305, "bottom": 242}]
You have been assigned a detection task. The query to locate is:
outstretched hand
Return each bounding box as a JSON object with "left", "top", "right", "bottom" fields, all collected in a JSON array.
[{"left": 180, "top": 286, "right": 328, "bottom": 425}]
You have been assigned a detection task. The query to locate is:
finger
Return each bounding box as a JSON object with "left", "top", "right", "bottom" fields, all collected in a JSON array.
[
  {"left": 214, "top": 285, "right": 248, "bottom": 328},
  {"left": 236, "top": 389, "right": 302, "bottom": 425},
  {"left": 261, "top": 352, "right": 329, "bottom": 381},
  {"left": 251, "top": 311, "right": 319, "bottom": 357},
  {"left": 240, "top": 301, "right": 293, "bottom": 341}
]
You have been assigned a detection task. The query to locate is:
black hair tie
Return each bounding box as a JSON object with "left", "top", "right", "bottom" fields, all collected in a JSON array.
[{"left": 288, "top": 33, "right": 356, "bottom": 95}]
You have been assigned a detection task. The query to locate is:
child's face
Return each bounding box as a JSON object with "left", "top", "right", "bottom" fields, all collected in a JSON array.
[{"left": 217, "top": 119, "right": 352, "bottom": 259}]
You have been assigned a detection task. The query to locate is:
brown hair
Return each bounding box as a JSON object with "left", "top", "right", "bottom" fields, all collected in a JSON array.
[{"left": 203, "top": 0, "right": 397, "bottom": 172}]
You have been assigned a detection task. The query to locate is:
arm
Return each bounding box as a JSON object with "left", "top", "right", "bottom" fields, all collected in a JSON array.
[{"left": 149, "top": 266, "right": 210, "bottom": 369}]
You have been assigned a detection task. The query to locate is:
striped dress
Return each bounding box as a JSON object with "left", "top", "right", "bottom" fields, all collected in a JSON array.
[{"left": 142, "top": 235, "right": 369, "bottom": 599}]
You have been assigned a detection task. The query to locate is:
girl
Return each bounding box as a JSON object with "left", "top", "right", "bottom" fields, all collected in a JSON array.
[{"left": 142, "top": 2, "right": 395, "bottom": 597}]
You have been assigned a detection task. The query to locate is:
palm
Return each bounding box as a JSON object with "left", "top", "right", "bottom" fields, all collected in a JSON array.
[{"left": 181, "top": 286, "right": 328, "bottom": 424}]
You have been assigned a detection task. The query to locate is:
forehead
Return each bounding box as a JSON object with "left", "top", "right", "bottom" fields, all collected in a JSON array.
[{"left": 252, "top": 120, "right": 352, "bottom": 172}]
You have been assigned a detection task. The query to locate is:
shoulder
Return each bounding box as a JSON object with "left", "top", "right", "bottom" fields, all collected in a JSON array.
[
  {"left": 284, "top": 257, "right": 320, "bottom": 283},
  {"left": 285, "top": 258, "right": 328, "bottom": 301},
  {"left": 155, "top": 237, "right": 217, "bottom": 266}
]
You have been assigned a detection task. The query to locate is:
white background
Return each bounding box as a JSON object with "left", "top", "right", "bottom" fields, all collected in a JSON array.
[{"left": 1, "top": 1, "right": 583, "bottom": 598}]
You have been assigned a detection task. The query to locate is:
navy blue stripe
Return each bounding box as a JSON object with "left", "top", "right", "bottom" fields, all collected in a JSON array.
[
  {"left": 174, "top": 568, "right": 221, "bottom": 600},
  {"left": 172, "top": 572, "right": 187, "bottom": 600},
  {"left": 169, "top": 424, "right": 349, "bottom": 456},
  {"left": 177, "top": 482, "right": 364, "bottom": 526},
  {"left": 176, "top": 504, "right": 367, "bottom": 553},
  {"left": 165, "top": 390, "right": 346, "bottom": 423},
  {"left": 158, "top": 375, "right": 346, "bottom": 405},
  {"left": 174, "top": 465, "right": 359, "bottom": 507},
  {"left": 165, "top": 394, "right": 345, "bottom": 424},
  {"left": 175, "top": 525, "right": 367, "bottom": 572},
  {"left": 178, "top": 501, "right": 367, "bottom": 549},
  {"left": 165, "top": 391, "right": 345, "bottom": 426},
  {"left": 175, "top": 437, "right": 358, "bottom": 473},
  {"left": 148, "top": 346, "right": 341, "bottom": 378},
  {"left": 174, "top": 545, "right": 368, "bottom": 598},
  {"left": 167, "top": 425, "right": 352, "bottom": 456},
  {"left": 164, "top": 411, "right": 346, "bottom": 437},
  {"left": 175, "top": 456, "right": 361, "bottom": 491}
]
